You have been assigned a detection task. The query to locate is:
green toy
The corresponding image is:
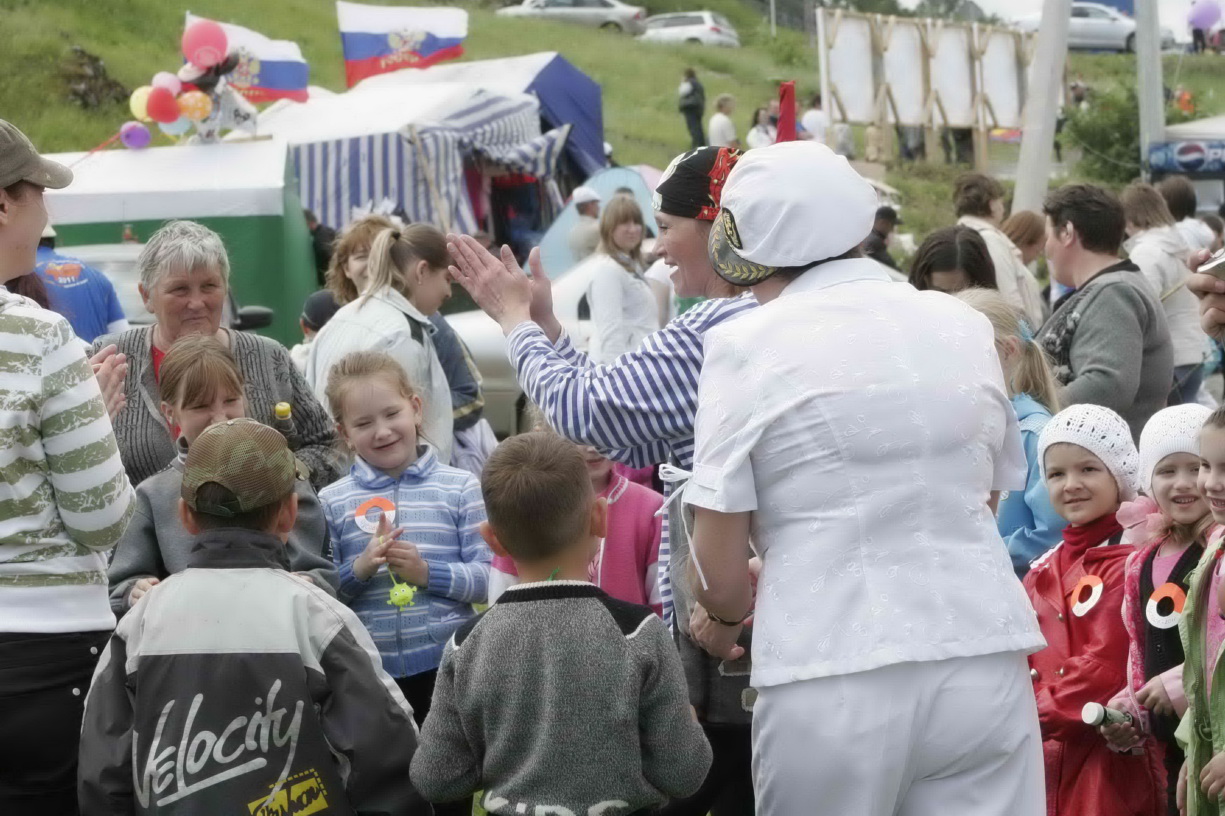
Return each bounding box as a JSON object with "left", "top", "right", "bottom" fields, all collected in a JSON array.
[{"left": 388, "top": 574, "right": 417, "bottom": 608}]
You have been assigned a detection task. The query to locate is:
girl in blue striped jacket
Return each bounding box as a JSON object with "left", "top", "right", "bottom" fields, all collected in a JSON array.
[{"left": 320, "top": 350, "right": 490, "bottom": 739}]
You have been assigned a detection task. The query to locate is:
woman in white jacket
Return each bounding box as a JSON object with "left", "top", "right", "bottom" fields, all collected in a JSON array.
[
  {"left": 586, "top": 196, "right": 657, "bottom": 363},
  {"left": 1122, "top": 182, "right": 1206, "bottom": 405},
  {"left": 306, "top": 219, "right": 456, "bottom": 462},
  {"left": 954, "top": 173, "right": 1046, "bottom": 327}
]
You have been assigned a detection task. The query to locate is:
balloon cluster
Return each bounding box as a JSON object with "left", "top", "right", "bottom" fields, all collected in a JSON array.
[{"left": 120, "top": 20, "right": 227, "bottom": 149}]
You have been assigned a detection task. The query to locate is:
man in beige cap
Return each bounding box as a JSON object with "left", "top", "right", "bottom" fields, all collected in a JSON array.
[
  {"left": 0, "top": 119, "right": 136, "bottom": 815},
  {"left": 79, "top": 418, "right": 430, "bottom": 815}
]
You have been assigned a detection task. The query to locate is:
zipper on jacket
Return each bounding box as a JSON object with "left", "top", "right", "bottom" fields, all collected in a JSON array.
[{"left": 394, "top": 478, "right": 406, "bottom": 676}]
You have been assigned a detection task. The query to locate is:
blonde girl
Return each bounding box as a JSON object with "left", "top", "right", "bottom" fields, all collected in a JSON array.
[
  {"left": 306, "top": 223, "right": 456, "bottom": 463},
  {"left": 958, "top": 287, "right": 1065, "bottom": 574},
  {"left": 319, "top": 350, "right": 489, "bottom": 778},
  {"left": 587, "top": 196, "right": 657, "bottom": 363}
]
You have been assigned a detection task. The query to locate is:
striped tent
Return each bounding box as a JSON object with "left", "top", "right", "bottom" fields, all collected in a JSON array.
[{"left": 250, "top": 82, "right": 567, "bottom": 233}]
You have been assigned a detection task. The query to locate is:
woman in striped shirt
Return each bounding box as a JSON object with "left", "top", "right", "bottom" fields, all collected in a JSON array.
[{"left": 448, "top": 146, "right": 758, "bottom": 816}]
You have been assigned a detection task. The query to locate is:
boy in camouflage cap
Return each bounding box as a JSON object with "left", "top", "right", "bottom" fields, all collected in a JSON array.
[{"left": 79, "top": 419, "right": 431, "bottom": 816}]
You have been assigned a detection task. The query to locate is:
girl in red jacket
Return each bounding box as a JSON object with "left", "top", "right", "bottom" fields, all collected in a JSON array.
[
  {"left": 1102, "top": 405, "right": 1214, "bottom": 816},
  {"left": 1024, "top": 404, "right": 1165, "bottom": 816}
]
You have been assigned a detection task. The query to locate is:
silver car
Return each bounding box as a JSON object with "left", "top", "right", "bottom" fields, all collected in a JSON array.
[
  {"left": 1017, "top": 2, "right": 1176, "bottom": 52},
  {"left": 496, "top": 0, "right": 647, "bottom": 34},
  {"left": 640, "top": 11, "right": 741, "bottom": 47}
]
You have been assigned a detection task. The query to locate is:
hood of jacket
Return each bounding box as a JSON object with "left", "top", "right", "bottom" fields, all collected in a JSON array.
[
  {"left": 1126, "top": 225, "right": 1190, "bottom": 263},
  {"left": 1011, "top": 392, "right": 1052, "bottom": 424},
  {"left": 350, "top": 444, "right": 440, "bottom": 490}
]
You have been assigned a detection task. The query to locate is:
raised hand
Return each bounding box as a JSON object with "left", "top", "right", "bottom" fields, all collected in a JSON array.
[
  {"left": 353, "top": 512, "right": 402, "bottom": 581},
  {"left": 90, "top": 344, "right": 128, "bottom": 420}
]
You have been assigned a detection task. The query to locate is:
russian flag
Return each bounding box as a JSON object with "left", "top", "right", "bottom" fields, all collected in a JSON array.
[
  {"left": 186, "top": 13, "right": 309, "bottom": 103},
  {"left": 337, "top": 1, "right": 468, "bottom": 87}
]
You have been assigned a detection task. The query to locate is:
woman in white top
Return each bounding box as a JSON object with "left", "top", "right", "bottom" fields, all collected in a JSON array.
[
  {"left": 685, "top": 143, "right": 1045, "bottom": 816},
  {"left": 586, "top": 196, "right": 657, "bottom": 363},
  {"left": 745, "top": 107, "right": 777, "bottom": 150},
  {"left": 1122, "top": 182, "right": 1206, "bottom": 405},
  {"left": 305, "top": 218, "right": 456, "bottom": 463}
]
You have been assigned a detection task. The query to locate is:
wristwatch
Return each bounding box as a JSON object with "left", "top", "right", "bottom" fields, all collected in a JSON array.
[{"left": 706, "top": 609, "right": 751, "bottom": 627}]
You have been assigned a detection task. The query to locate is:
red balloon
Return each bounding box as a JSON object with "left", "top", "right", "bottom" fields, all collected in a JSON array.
[
  {"left": 182, "top": 20, "right": 228, "bottom": 69},
  {"left": 145, "top": 86, "right": 180, "bottom": 124}
]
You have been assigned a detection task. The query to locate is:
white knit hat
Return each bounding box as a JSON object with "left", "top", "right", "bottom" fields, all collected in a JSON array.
[
  {"left": 1137, "top": 404, "right": 1212, "bottom": 495},
  {"left": 1038, "top": 404, "right": 1140, "bottom": 500}
]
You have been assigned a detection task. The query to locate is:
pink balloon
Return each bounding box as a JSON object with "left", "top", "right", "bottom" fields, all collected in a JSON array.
[
  {"left": 151, "top": 71, "right": 181, "bottom": 95},
  {"left": 1190, "top": 0, "right": 1222, "bottom": 30},
  {"left": 119, "top": 121, "right": 151, "bottom": 150},
  {"left": 181, "top": 20, "right": 228, "bottom": 69}
]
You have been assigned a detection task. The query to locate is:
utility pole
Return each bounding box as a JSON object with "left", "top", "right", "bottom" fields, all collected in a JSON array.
[
  {"left": 1134, "top": 0, "right": 1164, "bottom": 178},
  {"left": 770, "top": 0, "right": 777, "bottom": 38},
  {"left": 1012, "top": 0, "right": 1071, "bottom": 214}
]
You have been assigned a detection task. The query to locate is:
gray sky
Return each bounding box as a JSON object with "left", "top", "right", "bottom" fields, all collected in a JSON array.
[{"left": 901, "top": 0, "right": 1195, "bottom": 39}]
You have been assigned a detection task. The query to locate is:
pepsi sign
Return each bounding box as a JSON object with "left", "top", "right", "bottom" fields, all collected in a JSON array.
[{"left": 1150, "top": 141, "right": 1225, "bottom": 174}]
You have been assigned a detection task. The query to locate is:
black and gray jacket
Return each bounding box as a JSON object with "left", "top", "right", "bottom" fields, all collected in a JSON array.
[
  {"left": 79, "top": 529, "right": 430, "bottom": 816},
  {"left": 409, "top": 581, "right": 711, "bottom": 815}
]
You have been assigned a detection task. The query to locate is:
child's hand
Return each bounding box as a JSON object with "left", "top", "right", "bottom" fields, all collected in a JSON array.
[
  {"left": 1136, "top": 676, "right": 1176, "bottom": 717},
  {"left": 1201, "top": 751, "right": 1225, "bottom": 800},
  {"left": 129, "top": 577, "right": 160, "bottom": 606},
  {"left": 386, "top": 541, "right": 430, "bottom": 587},
  {"left": 353, "top": 513, "right": 402, "bottom": 581},
  {"left": 1099, "top": 721, "right": 1141, "bottom": 752}
]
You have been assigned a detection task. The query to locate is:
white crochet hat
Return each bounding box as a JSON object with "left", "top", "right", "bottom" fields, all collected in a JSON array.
[
  {"left": 1138, "top": 404, "right": 1212, "bottom": 495},
  {"left": 1038, "top": 404, "right": 1140, "bottom": 500}
]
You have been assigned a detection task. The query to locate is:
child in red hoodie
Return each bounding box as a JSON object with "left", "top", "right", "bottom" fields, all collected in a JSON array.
[
  {"left": 489, "top": 415, "right": 662, "bottom": 615},
  {"left": 1024, "top": 404, "right": 1164, "bottom": 816}
]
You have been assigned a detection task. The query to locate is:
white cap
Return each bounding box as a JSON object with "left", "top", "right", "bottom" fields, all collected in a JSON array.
[
  {"left": 1138, "top": 404, "right": 1212, "bottom": 495},
  {"left": 1038, "top": 404, "right": 1139, "bottom": 501},
  {"left": 709, "top": 141, "right": 877, "bottom": 285},
  {"left": 571, "top": 186, "right": 601, "bottom": 206},
  {"left": 41, "top": 223, "right": 56, "bottom": 239}
]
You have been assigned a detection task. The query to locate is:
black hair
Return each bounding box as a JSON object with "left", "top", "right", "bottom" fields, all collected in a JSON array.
[
  {"left": 909, "top": 226, "right": 997, "bottom": 291},
  {"left": 1043, "top": 183, "right": 1126, "bottom": 255}
]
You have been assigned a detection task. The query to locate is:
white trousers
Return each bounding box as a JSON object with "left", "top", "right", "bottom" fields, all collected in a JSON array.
[{"left": 752, "top": 651, "right": 1044, "bottom": 816}]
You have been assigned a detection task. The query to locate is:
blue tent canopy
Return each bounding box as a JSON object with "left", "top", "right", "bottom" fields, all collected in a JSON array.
[{"left": 354, "top": 52, "right": 606, "bottom": 176}]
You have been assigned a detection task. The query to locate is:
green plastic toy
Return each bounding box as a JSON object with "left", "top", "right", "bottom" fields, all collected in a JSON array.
[{"left": 388, "top": 575, "right": 417, "bottom": 608}]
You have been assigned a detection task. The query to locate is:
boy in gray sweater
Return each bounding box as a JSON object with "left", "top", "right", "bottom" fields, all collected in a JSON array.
[
  {"left": 410, "top": 432, "right": 711, "bottom": 815},
  {"left": 108, "top": 336, "right": 337, "bottom": 615}
]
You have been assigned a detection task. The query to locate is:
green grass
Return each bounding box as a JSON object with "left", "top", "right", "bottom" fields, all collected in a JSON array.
[{"left": 0, "top": 0, "right": 815, "bottom": 168}]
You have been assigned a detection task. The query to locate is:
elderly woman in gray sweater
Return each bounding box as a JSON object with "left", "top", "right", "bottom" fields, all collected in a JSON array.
[
  {"left": 91, "top": 221, "right": 340, "bottom": 490},
  {"left": 1038, "top": 184, "right": 1174, "bottom": 442}
]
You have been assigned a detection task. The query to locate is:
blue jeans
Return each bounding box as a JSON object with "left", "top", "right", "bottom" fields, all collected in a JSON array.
[{"left": 1170, "top": 362, "right": 1206, "bottom": 406}]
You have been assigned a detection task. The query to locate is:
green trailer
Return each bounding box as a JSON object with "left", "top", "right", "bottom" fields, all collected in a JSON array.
[{"left": 43, "top": 138, "right": 315, "bottom": 347}]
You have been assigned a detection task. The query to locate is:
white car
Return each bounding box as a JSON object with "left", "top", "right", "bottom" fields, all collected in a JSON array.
[
  {"left": 639, "top": 11, "right": 740, "bottom": 47},
  {"left": 1016, "top": 2, "right": 1176, "bottom": 52},
  {"left": 496, "top": 0, "right": 647, "bottom": 34}
]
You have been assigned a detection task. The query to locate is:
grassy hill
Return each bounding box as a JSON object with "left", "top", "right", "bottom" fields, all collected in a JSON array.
[
  {"left": 3, "top": 0, "right": 1223, "bottom": 244},
  {"left": 0, "top": 0, "right": 815, "bottom": 168}
]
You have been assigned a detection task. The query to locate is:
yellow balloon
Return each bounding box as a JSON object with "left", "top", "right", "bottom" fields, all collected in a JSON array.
[
  {"left": 177, "top": 91, "right": 213, "bottom": 123},
  {"left": 129, "top": 86, "right": 153, "bottom": 123}
]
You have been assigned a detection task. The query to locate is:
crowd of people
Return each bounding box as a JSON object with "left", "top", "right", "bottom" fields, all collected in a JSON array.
[{"left": 11, "top": 95, "right": 1225, "bottom": 816}]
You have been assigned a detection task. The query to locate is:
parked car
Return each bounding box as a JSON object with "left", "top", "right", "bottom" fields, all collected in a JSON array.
[
  {"left": 639, "top": 11, "right": 740, "bottom": 47},
  {"left": 496, "top": 0, "right": 647, "bottom": 34},
  {"left": 66, "top": 243, "right": 274, "bottom": 332},
  {"left": 1016, "top": 2, "right": 1176, "bottom": 52}
]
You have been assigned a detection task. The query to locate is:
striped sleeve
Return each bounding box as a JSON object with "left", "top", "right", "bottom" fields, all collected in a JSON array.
[
  {"left": 506, "top": 298, "right": 755, "bottom": 469},
  {"left": 39, "top": 316, "right": 134, "bottom": 552},
  {"left": 425, "top": 475, "right": 491, "bottom": 604}
]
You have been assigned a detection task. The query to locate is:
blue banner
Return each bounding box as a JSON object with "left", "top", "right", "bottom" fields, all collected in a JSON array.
[{"left": 1150, "top": 141, "right": 1225, "bottom": 174}]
